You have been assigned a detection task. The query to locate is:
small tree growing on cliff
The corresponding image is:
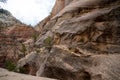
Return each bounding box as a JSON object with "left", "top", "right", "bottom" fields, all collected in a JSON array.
[
  {"left": 5, "top": 60, "right": 16, "bottom": 71},
  {"left": 20, "top": 44, "right": 27, "bottom": 56},
  {"left": 32, "top": 33, "right": 38, "bottom": 43},
  {"left": 43, "top": 36, "right": 53, "bottom": 51}
]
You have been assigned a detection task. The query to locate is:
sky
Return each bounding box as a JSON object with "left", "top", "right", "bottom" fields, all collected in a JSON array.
[{"left": 0, "top": 0, "right": 55, "bottom": 26}]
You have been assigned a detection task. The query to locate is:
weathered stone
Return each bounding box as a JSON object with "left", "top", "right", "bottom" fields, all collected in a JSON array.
[
  {"left": 18, "top": 45, "right": 120, "bottom": 80},
  {"left": 0, "top": 68, "right": 56, "bottom": 80},
  {"left": 33, "top": 0, "right": 120, "bottom": 80},
  {"left": 6, "top": 24, "right": 38, "bottom": 42},
  {"left": 36, "top": 31, "right": 54, "bottom": 47},
  {"left": 0, "top": 8, "right": 21, "bottom": 28},
  {"left": 1, "top": 0, "right": 120, "bottom": 80},
  {"left": 0, "top": 8, "right": 38, "bottom": 66}
]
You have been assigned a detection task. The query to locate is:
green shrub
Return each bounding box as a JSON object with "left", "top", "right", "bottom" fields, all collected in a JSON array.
[
  {"left": 44, "top": 36, "right": 53, "bottom": 46},
  {"left": 44, "top": 36, "right": 53, "bottom": 51},
  {"left": 32, "top": 33, "right": 38, "bottom": 42},
  {"left": 20, "top": 44, "right": 27, "bottom": 56},
  {"left": 5, "top": 60, "right": 16, "bottom": 71}
]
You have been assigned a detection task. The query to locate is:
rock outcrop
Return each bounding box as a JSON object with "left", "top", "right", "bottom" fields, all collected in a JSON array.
[
  {"left": 0, "top": 8, "right": 21, "bottom": 29},
  {"left": 20, "top": 0, "right": 120, "bottom": 80},
  {"left": 1, "top": 0, "right": 120, "bottom": 80},
  {"left": 0, "top": 31, "right": 21, "bottom": 69},
  {"left": 0, "top": 68, "right": 56, "bottom": 80},
  {"left": 0, "top": 8, "right": 38, "bottom": 42},
  {"left": 6, "top": 24, "right": 37, "bottom": 42},
  {"left": 0, "top": 9, "right": 38, "bottom": 69},
  {"left": 51, "top": 0, "right": 73, "bottom": 16}
]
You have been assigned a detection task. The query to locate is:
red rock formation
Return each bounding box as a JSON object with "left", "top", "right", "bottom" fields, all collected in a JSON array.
[
  {"left": 51, "top": 0, "right": 73, "bottom": 16},
  {"left": 25, "top": 0, "right": 120, "bottom": 80},
  {"left": 0, "top": 9, "right": 38, "bottom": 69},
  {"left": 6, "top": 24, "right": 38, "bottom": 42},
  {"left": 0, "top": 32, "right": 20, "bottom": 67},
  {"left": 51, "top": 0, "right": 65, "bottom": 16}
]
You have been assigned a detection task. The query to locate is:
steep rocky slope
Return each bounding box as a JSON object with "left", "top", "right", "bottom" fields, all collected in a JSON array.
[
  {"left": 51, "top": 0, "right": 73, "bottom": 16},
  {"left": 0, "top": 8, "right": 37, "bottom": 41},
  {"left": 0, "top": 8, "right": 21, "bottom": 30},
  {"left": 23, "top": 0, "right": 120, "bottom": 80},
  {"left": 1, "top": 0, "right": 120, "bottom": 80},
  {"left": 0, "top": 8, "right": 38, "bottom": 69},
  {"left": 6, "top": 24, "right": 37, "bottom": 42}
]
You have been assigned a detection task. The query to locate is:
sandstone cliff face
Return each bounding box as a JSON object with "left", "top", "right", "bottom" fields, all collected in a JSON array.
[
  {"left": 35, "top": 0, "right": 74, "bottom": 33},
  {"left": 0, "top": 9, "right": 38, "bottom": 69},
  {"left": 1, "top": 0, "right": 120, "bottom": 80},
  {"left": 0, "top": 8, "right": 38, "bottom": 41},
  {"left": 6, "top": 24, "right": 37, "bottom": 42},
  {"left": 0, "top": 32, "right": 20, "bottom": 67},
  {"left": 19, "top": 0, "right": 120, "bottom": 80},
  {"left": 51, "top": 0, "right": 73, "bottom": 16}
]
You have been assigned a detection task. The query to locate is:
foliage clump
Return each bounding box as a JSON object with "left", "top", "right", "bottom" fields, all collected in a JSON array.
[
  {"left": 20, "top": 44, "right": 27, "bottom": 56},
  {"left": 44, "top": 36, "right": 53, "bottom": 51},
  {"left": 5, "top": 60, "right": 16, "bottom": 71},
  {"left": 32, "top": 33, "right": 38, "bottom": 42}
]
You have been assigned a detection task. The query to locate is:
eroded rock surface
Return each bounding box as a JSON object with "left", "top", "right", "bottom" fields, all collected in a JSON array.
[
  {"left": 0, "top": 8, "right": 21, "bottom": 29},
  {"left": 6, "top": 24, "right": 37, "bottom": 42},
  {"left": 1, "top": 0, "right": 120, "bottom": 80},
  {"left": 0, "top": 9, "right": 38, "bottom": 69},
  {"left": 52, "top": 0, "right": 70, "bottom": 16},
  {"left": 22, "top": 0, "right": 120, "bottom": 80},
  {"left": 0, "top": 68, "right": 56, "bottom": 80}
]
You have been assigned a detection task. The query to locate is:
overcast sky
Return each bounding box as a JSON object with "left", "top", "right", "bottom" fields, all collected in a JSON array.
[{"left": 0, "top": 0, "right": 55, "bottom": 26}]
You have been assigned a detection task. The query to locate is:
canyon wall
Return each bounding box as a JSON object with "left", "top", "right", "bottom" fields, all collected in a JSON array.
[
  {"left": 21, "top": 0, "right": 120, "bottom": 80},
  {"left": 51, "top": 0, "right": 73, "bottom": 16},
  {"left": 0, "top": 0, "right": 120, "bottom": 80},
  {"left": 0, "top": 8, "right": 38, "bottom": 68}
]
